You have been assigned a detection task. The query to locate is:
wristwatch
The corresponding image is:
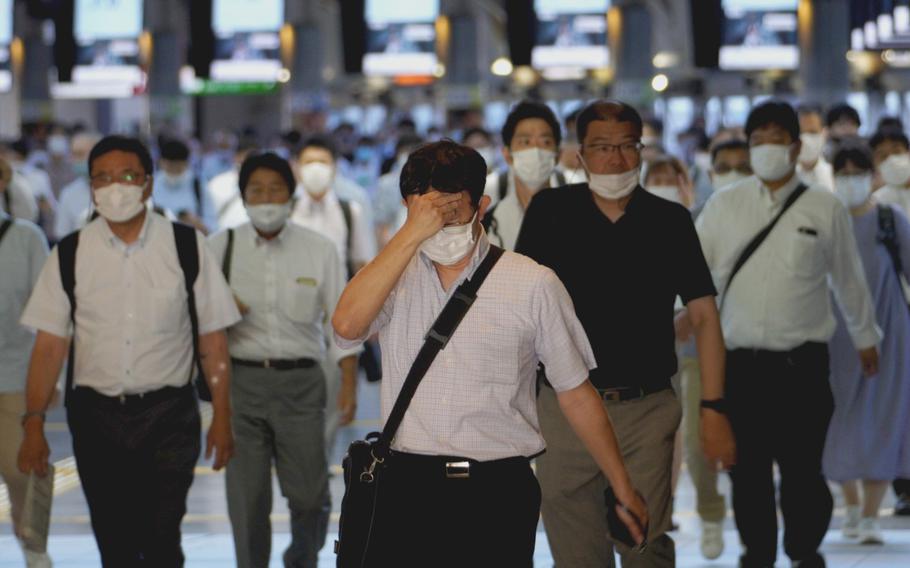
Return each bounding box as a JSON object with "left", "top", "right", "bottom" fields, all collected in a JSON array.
[
  {"left": 20, "top": 411, "right": 46, "bottom": 426},
  {"left": 700, "top": 399, "right": 728, "bottom": 414}
]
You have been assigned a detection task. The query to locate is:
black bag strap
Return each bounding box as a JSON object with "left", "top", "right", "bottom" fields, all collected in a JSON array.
[
  {"left": 58, "top": 231, "right": 80, "bottom": 407},
  {"left": 173, "top": 222, "right": 204, "bottom": 384},
  {"left": 377, "top": 245, "right": 505, "bottom": 451},
  {"left": 3, "top": 186, "right": 11, "bottom": 216},
  {"left": 498, "top": 170, "right": 509, "bottom": 201},
  {"left": 720, "top": 183, "right": 808, "bottom": 310},
  {"left": 192, "top": 177, "right": 203, "bottom": 216},
  {"left": 0, "top": 218, "right": 12, "bottom": 246},
  {"left": 553, "top": 169, "right": 566, "bottom": 187},
  {"left": 222, "top": 228, "right": 235, "bottom": 282},
  {"left": 338, "top": 198, "right": 356, "bottom": 277},
  {"left": 877, "top": 204, "right": 903, "bottom": 277}
]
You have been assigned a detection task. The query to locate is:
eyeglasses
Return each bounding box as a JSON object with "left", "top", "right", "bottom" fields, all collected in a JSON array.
[
  {"left": 245, "top": 185, "right": 290, "bottom": 200},
  {"left": 583, "top": 142, "right": 643, "bottom": 157},
  {"left": 90, "top": 171, "right": 147, "bottom": 188}
]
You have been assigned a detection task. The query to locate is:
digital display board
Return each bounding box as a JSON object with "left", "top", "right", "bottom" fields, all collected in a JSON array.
[
  {"left": 0, "top": 0, "right": 12, "bottom": 92},
  {"left": 719, "top": 0, "right": 799, "bottom": 71},
  {"left": 54, "top": 0, "right": 145, "bottom": 98},
  {"left": 532, "top": 0, "right": 609, "bottom": 71},
  {"left": 362, "top": 0, "right": 439, "bottom": 77}
]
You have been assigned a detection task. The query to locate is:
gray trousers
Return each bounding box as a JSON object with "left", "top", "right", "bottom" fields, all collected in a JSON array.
[
  {"left": 537, "top": 385, "right": 681, "bottom": 568},
  {"left": 226, "top": 363, "right": 330, "bottom": 568}
]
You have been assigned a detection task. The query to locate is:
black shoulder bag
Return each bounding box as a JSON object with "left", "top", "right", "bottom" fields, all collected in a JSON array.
[
  {"left": 719, "top": 183, "right": 808, "bottom": 310},
  {"left": 335, "top": 245, "right": 505, "bottom": 568}
]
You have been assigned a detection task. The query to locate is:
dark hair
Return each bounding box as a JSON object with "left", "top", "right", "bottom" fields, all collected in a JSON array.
[
  {"left": 298, "top": 134, "right": 338, "bottom": 160},
  {"left": 710, "top": 139, "right": 749, "bottom": 164},
  {"left": 825, "top": 103, "right": 861, "bottom": 128},
  {"left": 876, "top": 116, "right": 904, "bottom": 134},
  {"left": 89, "top": 135, "right": 154, "bottom": 176},
  {"left": 159, "top": 139, "right": 190, "bottom": 162},
  {"left": 395, "top": 134, "right": 424, "bottom": 155},
  {"left": 461, "top": 127, "right": 492, "bottom": 144},
  {"left": 399, "top": 140, "right": 486, "bottom": 205},
  {"left": 796, "top": 103, "right": 824, "bottom": 118},
  {"left": 832, "top": 141, "right": 874, "bottom": 173},
  {"left": 500, "top": 100, "right": 562, "bottom": 148},
  {"left": 576, "top": 100, "right": 643, "bottom": 144},
  {"left": 745, "top": 100, "right": 800, "bottom": 143},
  {"left": 642, "top": 117, "right": 664, "bottom": 136},
  {"left": 238, "top": 152, "right": 296, "bottom": 199},
  {"left": 869, "top": 129, "right": 910, "bottom": 151}
]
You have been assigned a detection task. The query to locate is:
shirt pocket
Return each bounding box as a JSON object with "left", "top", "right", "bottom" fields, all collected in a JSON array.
[
  {"left": 286, "top": 280, "right": 321, "bottom": 325},
  {"left": 786, "top": 228, "right": 825, "bottom": 278},
  {"left": 143, "top": 285, "right": 186, "bottom": 334}
]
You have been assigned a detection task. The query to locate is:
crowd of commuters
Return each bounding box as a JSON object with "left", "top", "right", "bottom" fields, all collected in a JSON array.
[{"left": 0, "top": 96, "right": 909, "bottom": 568}]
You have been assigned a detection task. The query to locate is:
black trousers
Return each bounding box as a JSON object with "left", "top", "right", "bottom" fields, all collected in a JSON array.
[
  {"left": 726, "top": 343, "right": 834, "bottom": 568},
  {"left": 894, "top": 478, "right": 910, "bottom": 496},
  {"left": 363, "top": 452, "right": 541, "bottom": 567},
  {"left": 67, "top": 384, "right": 201, "bottom": 567}
]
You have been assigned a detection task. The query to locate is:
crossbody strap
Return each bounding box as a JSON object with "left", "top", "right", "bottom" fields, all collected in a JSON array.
[
  {"left": 720, "top": 183, "right": 808, "bottom": 311},
  {"left": 377, "top": 245, "right": 505, "bottom": 452},
  {"left": 222, "top": 228, "right": 235, "bottom": 282},
  {"left": 877, "top": 204, "right": 903, "bottom": 277},
  {"left": 0, "top": 218, "right": 12, "bottom": 246},
  {"left": 172, "top": 223, "right": 203, "bottom": 385}
]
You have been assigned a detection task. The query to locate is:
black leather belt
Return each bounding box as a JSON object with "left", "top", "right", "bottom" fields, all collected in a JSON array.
[
  {"left": 72, "top": 383, "right": 193, "bottom": 408},
  {"left": 231, "top": 357, "right": 317, "bottom": 370},
  {"left": 596, "top": 381, "right": 672, "bottom": 402},
  {"left": 390, "top": 451, "right": 531, "bottom": 480}
]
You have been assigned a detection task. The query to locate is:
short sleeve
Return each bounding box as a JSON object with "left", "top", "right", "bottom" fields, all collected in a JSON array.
[
  {"left": 194, "top": 230, "right": 242, "bottom": 334},
  {"left": 533, "top": 268, "right": 596, "bottom": 392},
  {"left": 674, "top": 209, "right": 717, "bottom": 304},
  {"left": 20, "top": 246, "right": 72, "bottom": 338}
]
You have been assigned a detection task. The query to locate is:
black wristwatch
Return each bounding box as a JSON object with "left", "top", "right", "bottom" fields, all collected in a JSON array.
[{"left": 700, "top": 399, "right": 728, "bottom": 414}]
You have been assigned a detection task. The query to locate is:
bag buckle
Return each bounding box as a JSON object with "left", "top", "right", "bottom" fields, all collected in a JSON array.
[
  {"left": 445, "top": 461, "right": 470, "bottom": 479},
  {"left": 360, "top": 449, "right": 385, "bottom": 484}
]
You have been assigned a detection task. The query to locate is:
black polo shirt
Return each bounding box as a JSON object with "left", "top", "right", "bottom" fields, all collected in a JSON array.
[{"left": 515, "top": 184, "right": 716, "bottom": 390}]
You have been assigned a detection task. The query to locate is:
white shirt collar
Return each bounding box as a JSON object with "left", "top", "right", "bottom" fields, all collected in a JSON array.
[
  {"left": 99, "top": 209, "right": 154, "bottom": 251},
  {"left": 758, "top": 171, "right": 802, "bottom": 206}
]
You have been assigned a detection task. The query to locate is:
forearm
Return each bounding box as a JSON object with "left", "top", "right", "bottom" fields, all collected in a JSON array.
[
  {"left": 339, "top": 355, "right": 358, "bottom": 388},
  {"left": 692, "top": 313, "right": 726, "bottom": 400},
  {"left": 333, "top": 227, "right": 422, "bottom": 339},
  {"left": 23, "top": 332, "right": 69, "bottom": 430},
  {"left": 199, "top": 330, "right": 232, "bottom": 415},
  {"left": 557, "top": 382, "right": 634, "bottom": 500}
]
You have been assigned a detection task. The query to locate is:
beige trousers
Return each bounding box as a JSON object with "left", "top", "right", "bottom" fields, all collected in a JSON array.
[{"left": 537, "top": 385, "right": 681, "bottom": 567}]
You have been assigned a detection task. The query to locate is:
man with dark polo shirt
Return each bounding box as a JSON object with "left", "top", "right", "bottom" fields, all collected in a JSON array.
[{"left": 516, "top": 99, "right": 735, "bottom": 567}]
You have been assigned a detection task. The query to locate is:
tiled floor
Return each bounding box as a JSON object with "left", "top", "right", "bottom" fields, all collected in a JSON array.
[{"left": 2, "top": 379, "right": 909, "bottom": 566}]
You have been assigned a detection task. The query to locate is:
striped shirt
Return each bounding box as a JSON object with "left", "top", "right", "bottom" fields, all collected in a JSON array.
[{"left": 336, "top": 231, "right": 596, "bottom": 461}]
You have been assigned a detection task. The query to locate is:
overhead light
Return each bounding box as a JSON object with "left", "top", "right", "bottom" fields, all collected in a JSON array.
[
  {"left": 433, "top": 63, "right": 446, "bottom": 78},
  {"left": 491, "top": 57, "right": 514, "bottom": 76},
  {"left": 513, "top": 65, "right": 538, "bottom": 87},
  {"left": 651, "top": 73, "right": 669, "bottom": 92},
  {"left": 277, "top": 68, "right": 291, "bottom": 83},
  {"left": 652, "top": 51, "right": 679, "bottom": 69}
]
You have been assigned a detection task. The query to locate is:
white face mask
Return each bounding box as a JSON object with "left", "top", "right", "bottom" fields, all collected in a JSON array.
[
  {"left": 646, "top": 185, "right": 683, "bottom": 205},
  {"left": 798, "top": 133, "right": 825, "bottom": 164},
  {"left": 880, "top": 153, "right": 910, "bottom": 187},
  {"left": 47, "top": 135, "right": 69, "bottom": 157},
  {"left": 511, "top": 148, "right": 556, "bottom": 192},
  {"left": 579, "top": 153, "right": 640, "bottom": 200},
  {"left": 476, "top": 147, "right": 497, "bottom": 171},
  {"left": 712, "top": 171, "right": 749, "bottom": 191},
  {"left": 833, "top": 174, "right": 872, "bottom": 208},
  {"left": 246, "top": 202, "right": 291, "bottom": 233},
  {"left": 300, "top": 162, "right": 334, "bottom": 196},
  {"left": 94, "top": 183, "right": 146, "bottom": 223},
  {"left": 750, "top": 144, "right": 794, "bottom": 182},
  {"left": 419, "top": 212, "right": 477, "bottom": 265}
]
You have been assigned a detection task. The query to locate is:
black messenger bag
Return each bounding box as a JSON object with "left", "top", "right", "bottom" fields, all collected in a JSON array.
[{"left": 335, "top": 245, "right": 504, "bottom": 568}]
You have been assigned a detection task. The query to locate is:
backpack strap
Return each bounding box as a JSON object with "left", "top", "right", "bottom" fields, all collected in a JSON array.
[
  {"left": 192, "top": 177, "right": 203, "bottom": 217},
  {"left": 553, "top": 169, "right": 566, "bottom": 187},
  {"left": 172, "top": 222, "right": 207, "bottom": 398},
  {"left": 57, "top": 232, "right": 80, "bottom": 407},
  {"left": 481, "top": 202, "right": 502, "bottom": 247},
  {"left": 338, "top": 198, "right": 355, "bottom": 277},
  {"left": 0, "top": 218, "right": 12, "bottom": 246},
  {"left": 877, "top": 204, "right": 903, "bottom": 277},
  {"left": 222, "top": 228, "right": 234, "bottom": 282},
  {"left": 498, "top": 170, "right": 509, "bottom": 201}
]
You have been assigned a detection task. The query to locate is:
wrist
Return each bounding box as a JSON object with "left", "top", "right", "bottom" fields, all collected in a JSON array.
[{"left": 21, "top": 410, "right": 45, "bottom": 427}]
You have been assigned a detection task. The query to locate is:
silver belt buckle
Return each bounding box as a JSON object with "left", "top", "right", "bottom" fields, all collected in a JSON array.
[{"left": 445, "top": 460, "right": 470, "bottom": 479}]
